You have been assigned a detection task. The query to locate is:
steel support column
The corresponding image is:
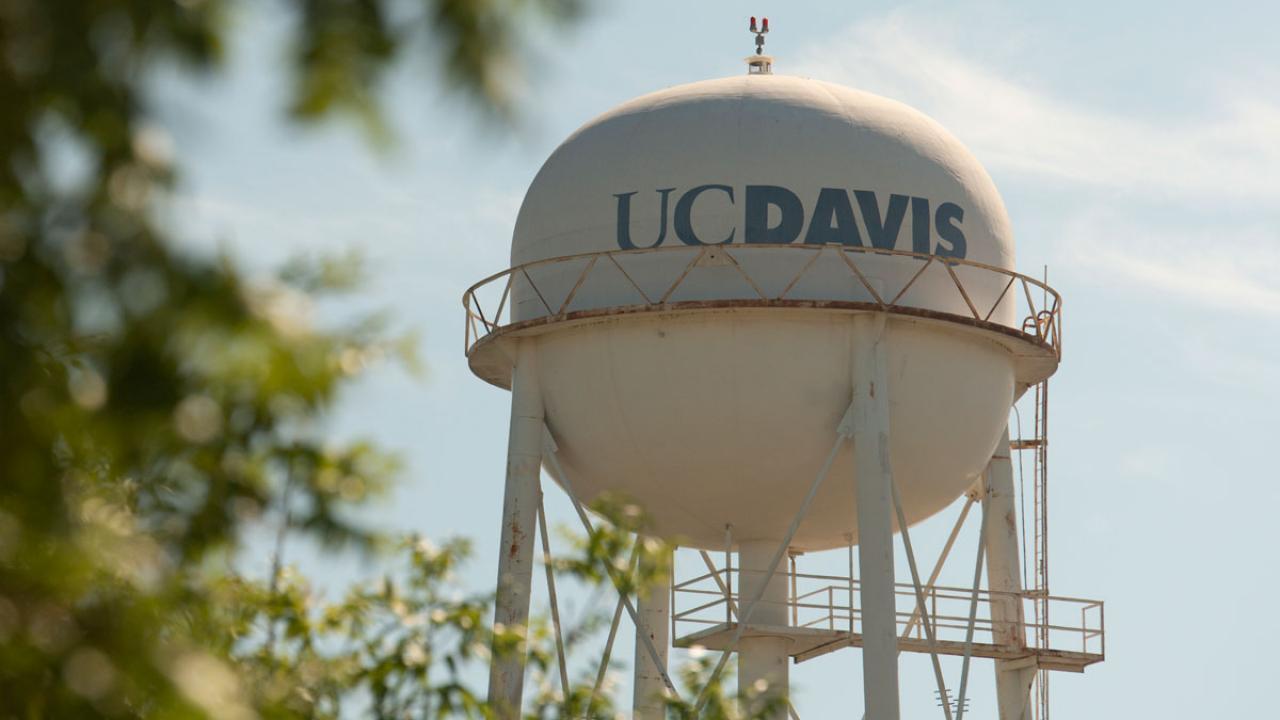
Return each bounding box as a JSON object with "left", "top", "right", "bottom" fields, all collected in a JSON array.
[
  {"left": 852, "top": 313, "right": 900, "bottom": 720},
  {"left": 486, "top": 338, "right": 544, "bottom": 718},
  {"left": 690, "top": 410, "right": 852, "bottom": 716},
  {"left": 633, "top": 543, "right": 673, "bottom": 720},
  {"left": 984, "top": 426, "right": 1036, "bottom": 720},
  {"left": 737, "top": 540, "right": 791, "bottom": 719}
]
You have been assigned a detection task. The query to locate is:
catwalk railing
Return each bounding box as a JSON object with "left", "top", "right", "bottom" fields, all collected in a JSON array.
[
  {"left": 463, "top": 244, "right": 1062, "bottom": 357},
  {"left": 670, "top": 565, "right": 1104, "bottom": 669}
]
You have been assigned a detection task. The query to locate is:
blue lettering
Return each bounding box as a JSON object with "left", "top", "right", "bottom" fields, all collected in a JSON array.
[
  {"left": 910, "top": 197, "right": 931, "bottom": 254},
  {"left": 854, "top": 191, "right": 909, "bottom": 250},
  {"left": 804, "top": 188, "right": 862, "bottom": 246},
  {"left": 675, "top": 184, "right": 735, "bottom": 246},
  {"left": 614, "top": 185, "right": 967, "bottom": 259},
  {"left": 615, "top": 188, "right": 675, "bottom": 250},
  {"left": 745, "top": 185, "right": 803, "bottom": 244},
  {"left": 934, "top": 202, "right": 966, "bottom": 259}
]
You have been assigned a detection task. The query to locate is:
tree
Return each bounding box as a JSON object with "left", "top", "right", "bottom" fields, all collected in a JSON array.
[{"left": 0, "top": 2, "right": 774, "bottom": 717}]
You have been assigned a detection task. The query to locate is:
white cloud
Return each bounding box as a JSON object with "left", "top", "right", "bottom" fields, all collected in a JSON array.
[
  {"left": 169, "top": 182, "right": 518, "bottom": 274},
  {"left": 1055, "top": 210, "right": 1280, "bottom": 394},
  {"left": 793, "top": 12, "right": 1280, "bottom": 202},
  {"left": 793, "top": 9, "right": 1280, "bottom": 327},
  {"left": 1057, "top": 213, "right": 1280, "bottom": 317}
]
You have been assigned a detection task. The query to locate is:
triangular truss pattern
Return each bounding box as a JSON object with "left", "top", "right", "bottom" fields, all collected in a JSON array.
[{"left": 464, "top": 245, "right": 1063, "bottom": 362}]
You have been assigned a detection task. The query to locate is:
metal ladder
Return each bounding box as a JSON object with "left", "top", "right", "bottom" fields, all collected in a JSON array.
[
  {"left": 1012, "top": 376, "right": 1050, "bottom": 720},
  {"left": 1031, "top": 378, "right": 1050, "bottom": 720}
]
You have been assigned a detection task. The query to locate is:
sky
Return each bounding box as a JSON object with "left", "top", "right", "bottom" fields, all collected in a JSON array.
[{"left": 156, "top": 1, "right": 1279, "bottom": 716}]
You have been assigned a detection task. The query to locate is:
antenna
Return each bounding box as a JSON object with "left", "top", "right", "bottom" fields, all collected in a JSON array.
[
  {"left": 749, "top": 16, "right": 770, "bottom": 54},
  {"left": 746, "top": 16, "right": 773, "bottom": 74}
]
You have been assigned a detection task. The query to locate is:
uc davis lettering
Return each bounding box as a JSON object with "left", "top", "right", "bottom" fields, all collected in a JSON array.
[{"left": 614, "top": 185, "right": 966, "bottom": 259}]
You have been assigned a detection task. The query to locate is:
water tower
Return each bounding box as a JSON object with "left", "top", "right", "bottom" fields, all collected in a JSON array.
[{"left": 465, "top": 21, "right": 1103, "bottom": 720}]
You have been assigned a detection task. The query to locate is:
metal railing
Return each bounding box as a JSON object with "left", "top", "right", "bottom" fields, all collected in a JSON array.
[
  {"left": 671, "top": 565, "right": 1104, "bottom": 659},
  {"left": 463, "top": 244, "right": 1062, "bottom": 357}
]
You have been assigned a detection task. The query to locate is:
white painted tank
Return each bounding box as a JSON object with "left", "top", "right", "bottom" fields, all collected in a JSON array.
[{"left": 471, "top": 74, "right": 1057, "bottom": 551}]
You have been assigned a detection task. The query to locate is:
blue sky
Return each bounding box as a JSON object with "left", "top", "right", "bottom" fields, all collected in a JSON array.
[{"left": 157, "top": 1, "right": 1279, "bottom": 716}]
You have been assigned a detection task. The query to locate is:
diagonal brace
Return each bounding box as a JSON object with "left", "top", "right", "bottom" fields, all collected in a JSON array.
[
  {"left": 541, "top": 425, "right": 684, "bottom": 703},
  {"left": 691, "top": 401, "right": 857, "bottom": 714}
]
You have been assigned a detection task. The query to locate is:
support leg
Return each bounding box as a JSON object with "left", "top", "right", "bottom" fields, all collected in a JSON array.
[
  {"left": 984, "top": 427, "right": 1037, "bottom": 720},
  {"left": 851, "top": 313, "right": 900, "bottom": 720},
  {"left": 486, "top": 338, "right": 543, "bottom": 718},
  {"left": 737, "top": 540, "right": 791, "bottom": 719},
  {"left": 690, "top": 412, "right": 852, "bottom": 715},
  {"left": 633, "top": 543, "right": 673, "bottom": 720}
]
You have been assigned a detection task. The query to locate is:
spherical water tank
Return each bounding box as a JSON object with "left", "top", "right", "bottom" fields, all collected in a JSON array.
[{"left": 466, "top": 74, "right": 1059, "bottom": 551}]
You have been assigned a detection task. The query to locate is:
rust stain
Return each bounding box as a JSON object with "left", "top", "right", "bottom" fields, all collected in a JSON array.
[
  {"left": 468, "top": 298, "right": 1061, "bottom": 388},
  {"left": 508, "top": 518, "right": 525, "bottom": 560}
]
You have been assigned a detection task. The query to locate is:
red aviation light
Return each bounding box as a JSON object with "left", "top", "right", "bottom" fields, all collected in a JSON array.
[
  {"left": 750, "top": 16, "right": 758, "bottom": 32},
  {"left": 762, "top": 17, "right": 769, "bottom": 32}
]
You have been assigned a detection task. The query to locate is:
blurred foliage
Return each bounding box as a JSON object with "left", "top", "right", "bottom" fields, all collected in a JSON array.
[
  {"left": 287, "top": 0, "right": 585, "bottom": 136},
  {"left": 550, "top": 494, "right": 673, "bottom": 599},
  {"left": 220, "top": 536, "right": 499, "bottom": 718},
  {"left": 0, "top": 0, "right": 785, "bottom": 717},
  {"left": 208, "top": 524, "right": 761, "bottom": 719}
]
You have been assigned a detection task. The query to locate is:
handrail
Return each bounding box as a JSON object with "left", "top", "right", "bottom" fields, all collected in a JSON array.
[
  {"left": 463, "top": 243, "right": 1062, "bottom": 358},
  {"left": 671, "top": 565, "right": 1104, "bottom": 658}
]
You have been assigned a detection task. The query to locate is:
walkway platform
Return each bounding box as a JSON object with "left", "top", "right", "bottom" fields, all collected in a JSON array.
[{"left": 674, "top": 621, "right": 1104, "bottom": 673}]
